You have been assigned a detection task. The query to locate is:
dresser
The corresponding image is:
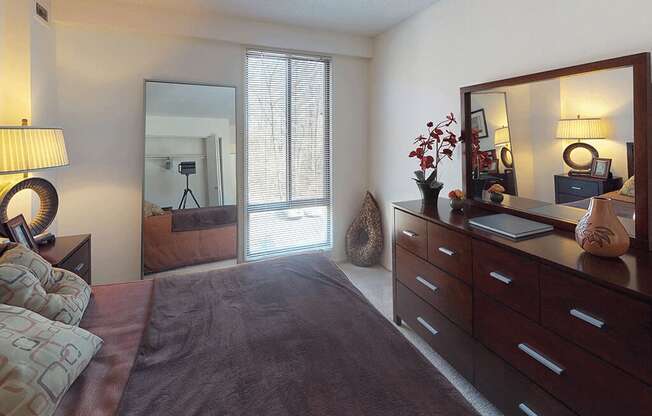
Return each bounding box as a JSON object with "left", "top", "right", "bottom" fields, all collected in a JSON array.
[
  {"left": 39, "top": 234, "right": 92, "bottom": 285},
  {"left": 553, "top": 174, "right": 623, "bottom": 204},
  {"left": 393, "top": 199, "right": 652, "bottom": 416}
]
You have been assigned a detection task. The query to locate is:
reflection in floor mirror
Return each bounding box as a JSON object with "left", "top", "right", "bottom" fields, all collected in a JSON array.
[{"left": 142, "top": 81, "right": 238, "bottom": 275}]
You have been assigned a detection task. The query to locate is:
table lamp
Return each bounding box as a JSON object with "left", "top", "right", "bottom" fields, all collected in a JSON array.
[
  {"left": 0, "top": 121, "right": 68, "bottom": 238},
  {"left": 494, "top": 126, "right": 511, "bottom": 146},
  {"left": 556, "top": 115, "right": 604, "bottom": 175},
  {"left": 494, "top": 126, "right": 513, "bottom": 170}
]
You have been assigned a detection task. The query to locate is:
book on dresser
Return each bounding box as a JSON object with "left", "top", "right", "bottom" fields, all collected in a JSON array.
[{"left": 392, "top": 199, "right": 652, "bottom": 416}]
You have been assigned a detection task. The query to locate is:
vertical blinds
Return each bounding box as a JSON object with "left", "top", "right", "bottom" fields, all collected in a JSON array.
[{"left": 245, "top": 49, "right": 332, "bottom": 259}]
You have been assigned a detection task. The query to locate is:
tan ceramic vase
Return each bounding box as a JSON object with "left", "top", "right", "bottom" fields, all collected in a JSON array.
[{"left": 575, "top": 197, "right": 630, "bottom": 257}]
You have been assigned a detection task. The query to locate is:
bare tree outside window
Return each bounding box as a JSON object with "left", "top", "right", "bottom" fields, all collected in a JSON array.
[{"left": 245, "top": 51, "right": 332, "bottom": 259}]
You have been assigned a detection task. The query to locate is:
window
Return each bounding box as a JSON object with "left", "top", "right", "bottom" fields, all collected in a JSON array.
[{"left": 245, "top": 50, "right": 332, "bottom": 259}]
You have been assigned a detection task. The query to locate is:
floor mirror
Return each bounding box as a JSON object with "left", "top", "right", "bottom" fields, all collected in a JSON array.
[{"left": 142, "top": 81, "right": 238, "bottom": 275}]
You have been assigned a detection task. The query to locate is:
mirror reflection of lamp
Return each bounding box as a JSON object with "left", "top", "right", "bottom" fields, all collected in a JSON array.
[
  {"left": 556, "top": 115, "right": 605, "bottom": 176},
  {"left": 494, "top": 126, "right": 511, "bottom": 147},
  {"left": 494, "top": 126, "right": 513, "bottom": 171},
  {"left": 0, "top": 119, "right": 69, "bottom": 241}
]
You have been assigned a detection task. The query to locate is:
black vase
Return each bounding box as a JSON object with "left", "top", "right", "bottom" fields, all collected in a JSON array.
[{"left": 416, "top": 182, "right": 443, "bottom": 205}]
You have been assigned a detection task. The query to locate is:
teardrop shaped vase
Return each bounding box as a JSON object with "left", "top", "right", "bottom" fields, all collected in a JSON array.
[
  {"left": 575, "top": 197, "right": 630, "bottom": 257},
  {"left": 345, "top": 192, "right": 384, "bottom": 266}
]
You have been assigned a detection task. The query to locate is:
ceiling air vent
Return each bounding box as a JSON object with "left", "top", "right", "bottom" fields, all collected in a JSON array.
[{"left": 36, "top": 2, "right": 49, "bottom": 23}]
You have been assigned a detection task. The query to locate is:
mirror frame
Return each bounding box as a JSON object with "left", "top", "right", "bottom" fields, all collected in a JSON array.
[
  {"left": 140, "top": 79, "right": 240, "bottom": 277},
  {"left": 460, "top": 53, "right": 650, "bottom": 248}
]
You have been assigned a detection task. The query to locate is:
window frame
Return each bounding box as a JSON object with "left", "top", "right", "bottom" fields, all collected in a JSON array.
[{"left": 244, "top": 49, "right": 333, "bottom": 260}]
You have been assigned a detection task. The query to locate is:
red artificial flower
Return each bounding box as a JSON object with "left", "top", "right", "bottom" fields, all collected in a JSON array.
[
  {"left": 409, "top": 113, "right": 459, "bottom": 176},
  {"left": 420, "top": 155, "right": 434, "bottom": 170}
]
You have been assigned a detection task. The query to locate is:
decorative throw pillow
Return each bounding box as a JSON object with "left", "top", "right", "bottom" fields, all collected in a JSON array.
[
  {"left": 144, "top": 200, "right": 165, "bottom": 217},
  {"left": 0, "top": 264, "right": 91, "bottom": 325},
  {"left": 620, "top": 175, "right": 635, "bottom": 197},
  {"left": 0, "top": 304, "right": 103, "bottom": 416},
  {"left": 0, "top": 242, "right": 54, "bottom": 287}
]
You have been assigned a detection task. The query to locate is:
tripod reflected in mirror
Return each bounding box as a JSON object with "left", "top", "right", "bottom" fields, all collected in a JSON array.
[{"left": 178, "top": 161, "right": 201, "bottom": 209}]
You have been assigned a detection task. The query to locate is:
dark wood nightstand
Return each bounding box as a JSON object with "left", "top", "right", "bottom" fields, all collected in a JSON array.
[
  {"left": 39, "top": 234, "right": 92, "bottom": 285},
  {"left": 554, "top": 174, "right": 623, "bottom": 204}
]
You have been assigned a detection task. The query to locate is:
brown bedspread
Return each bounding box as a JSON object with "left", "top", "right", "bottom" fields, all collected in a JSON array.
[
  {"left": 56, "top": 280, "right": 153, "bottom": 416},
  {"left": 117, "top": 254, "right": 476, "bottom": 416},
  {"left": 171, "top": 205, "right": 238, "bottom": 232}
]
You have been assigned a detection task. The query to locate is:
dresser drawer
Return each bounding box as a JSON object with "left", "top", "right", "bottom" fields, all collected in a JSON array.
[
  {"left": 556, "top": 176, "right": 599, "bottom": 198},
  {"left": 396, "top": 282, "right": 474, "bottom": 381},
  {"left": 59, "top": 240, "right": 91, "bottom": 279},
  {"left": 473, "top": 240, "right": 539, "bottom": 321},
  {"left": 540, "top": 266, "right": 652, "bottom": 385},
  {"left": 475, "top": 292, "right": 652, "bottom": 416},
  {"left": 474, "top": 343, "right": 576, "bottom": 416},
  {"left": 395, "top": 245, "right": 472, "bottom": 333},
  {"left": 395, "top": 209, "right": 428, "bottom": 258},
  {"left": 427, "top": 222, "right": 472, "bottom": 284}
]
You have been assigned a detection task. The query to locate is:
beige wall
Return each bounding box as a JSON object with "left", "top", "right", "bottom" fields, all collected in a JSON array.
[
  {"left": 369, "top": 0, "right": 652, "bottom": 268},
  {"left": 54, "top": 21, "right": 369, "bottom": 283},
  {"left": 0, "top": 0, "right": 58, "bottom": 229}
]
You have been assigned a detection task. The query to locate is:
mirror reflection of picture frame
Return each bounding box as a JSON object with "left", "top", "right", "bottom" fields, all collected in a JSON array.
[
  {"left": 3, "top": 214, "right": 39, "bottom": 251},
  {"left": 590, "top": 157, "right": 612, "bottom": 179},
  {"left": 470, "top": 109, "right": 489, "bottom": 138}
]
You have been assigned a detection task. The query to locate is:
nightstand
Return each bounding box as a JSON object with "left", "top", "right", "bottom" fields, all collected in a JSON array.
[
  {"left": 39, "top": 234, "right": 92, "bottom": 285},
  {"left": 554, "top": 174, "right": 623, "bottom": 204}
]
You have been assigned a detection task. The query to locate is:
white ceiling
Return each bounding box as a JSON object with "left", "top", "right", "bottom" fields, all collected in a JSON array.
[{"left": 113, "top": 0, "right": 438, "bottom": 36}]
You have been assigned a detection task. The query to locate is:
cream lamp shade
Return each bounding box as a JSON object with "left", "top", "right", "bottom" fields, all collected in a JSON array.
[
  {"left": 556, "top": 116, "right": 605, "bottom": 140},
  {"left": 0, "top": 126, "right": 68, "bottom": 239},
  {"left": 555, "top": 116, "right": 604, "bottom": 174},
  {"left": 494, "top": 126, "right": 511, "bottom": 146},
  {"left": 0, "top": 127, "right": 68, "bottom": 174}
]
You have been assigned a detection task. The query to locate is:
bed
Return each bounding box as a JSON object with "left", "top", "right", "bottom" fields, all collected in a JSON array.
[
  {"left": 143, "top": 205, "right": 237, "bottom": 274},
  {"left": 56, "top": 254, "right": 477, "bottom": 416}
]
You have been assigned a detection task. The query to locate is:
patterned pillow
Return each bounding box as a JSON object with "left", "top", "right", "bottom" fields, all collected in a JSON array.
[
  {"left": 620, "top": 175, "right": 635, "bottom": 197},
  {"left": 0, "top": 243, "right": 54, "bottom": 287},
  {"left": 0, "top": 264, "right": 91, "bottom": 325},
  {"left": 0, "top": 304, "right": 103, "bottom": 416}
]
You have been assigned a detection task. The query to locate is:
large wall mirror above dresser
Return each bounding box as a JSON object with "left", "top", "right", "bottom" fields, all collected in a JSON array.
[{"left": 461, "top": 53, "right": 650, "bottom": 248}]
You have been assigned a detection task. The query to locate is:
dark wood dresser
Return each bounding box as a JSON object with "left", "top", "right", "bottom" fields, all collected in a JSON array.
[
  {"left": 39, "top": 234, "right": 92, "bottom": 285},
  {"left": 393, "top": 199, "right": 652, "bottom": 416}
]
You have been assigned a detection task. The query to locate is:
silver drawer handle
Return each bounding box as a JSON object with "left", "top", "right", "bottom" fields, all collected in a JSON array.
[
  {"left": 489, "top": 271, "right": 512, "bottom": 285},
  {"left": 74, "top": 263, "right": 85, "bottom": 273},
  {"left": 570, "top": 186, "right": 582, "bottom": 190},
  {"left": 417, "top": 316, "right": 439, "bottom": 336},
  {"left": 402, "top": 230, "right": 418, "bottom": 238},
  {"left": 518, "top": 403, "right": 539, "bottom": 416},
  {"left": 416, "top": 276, "right": 438, "bottom": 292},
  {"left": 570, "top": 308, "right": 605, "bottom": 329},
  {"left": 518, "top": 343, "right": 565, "bottom": 375},
  {"left": 438, "top": 247, "right": 455, "bottom": 256}
]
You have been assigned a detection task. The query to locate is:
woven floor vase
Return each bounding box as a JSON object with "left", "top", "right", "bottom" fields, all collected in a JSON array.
[
  {"left": 575, "top": 197, "right": 630, "bottom": 257},
  {"left": 346, "top": 192, "right": 383, "bottom": 267}
]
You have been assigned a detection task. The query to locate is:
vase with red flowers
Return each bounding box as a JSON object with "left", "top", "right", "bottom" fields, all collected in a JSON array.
[{"left": 409, "top": 113, "right": 459, "bottom": 204}]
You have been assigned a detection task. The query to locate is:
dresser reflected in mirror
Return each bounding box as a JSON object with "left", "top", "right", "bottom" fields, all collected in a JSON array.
[{"left": 466, "top": 61, "right": 642, "bottom": 238}]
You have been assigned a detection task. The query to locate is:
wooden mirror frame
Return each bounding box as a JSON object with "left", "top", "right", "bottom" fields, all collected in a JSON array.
[{"left": 460, "top": 53, "right": 651, "bottom": 249}]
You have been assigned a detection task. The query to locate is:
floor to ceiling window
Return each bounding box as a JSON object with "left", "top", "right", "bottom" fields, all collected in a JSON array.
[{"left": 245, "top": 50, "right": 332, "bottom": 259}]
